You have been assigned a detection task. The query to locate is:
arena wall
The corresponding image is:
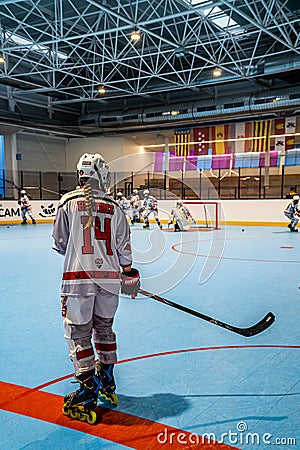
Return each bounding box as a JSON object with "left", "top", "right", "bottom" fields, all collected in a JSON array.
[{"left": 0, "top": 199, "right": 292, "bottom": 226}]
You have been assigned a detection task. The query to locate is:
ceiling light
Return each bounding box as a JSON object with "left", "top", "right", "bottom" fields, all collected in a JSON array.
[
  {"left": 175, "top": 47, "right": 186, "bottom": 58},
  {"left": 130, "top": 30, "right": 141, "bottom": 41},
  {"left": 98, "top": 86, "right": 106, "bottom": 94},
  {"left": 213, "top": 67, "right": 222, "bottom": 77},
  {"left": 0, "top": 56, "right": 5, "bottom": 63}
]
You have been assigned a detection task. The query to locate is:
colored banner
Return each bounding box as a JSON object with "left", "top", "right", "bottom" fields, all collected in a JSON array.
[
  {"left": 232, "top": 122, "right": 249, "bottom": 153},
  {"left": 274, "top": 118, "right": 285, "bottom": 152},
  {"left": 211, "top": 154, "right": 231, "bottom": 169},
  {"left": 169, "top": 156, "right": 184, "bottom": 171},
  {"left": 285, "top": 149, "right": 300, "bottom": 166},
  {"left": 234, "top": 152, "right": 260, "bottom": 168},
  {"left": 197, "top": 155, "right": 212, "bottom": 170},
  {"left": 211, "top": 125, "right": 229, "bottom": 155},
  {"left": 285, "top": 117, "right": 296, "bottom": 150},
  {"left": 259, "top": 151, "right": 279, "bottom": 167},
  {"left": 193, "top": 127, "right": 210, "bottom": 155},
  {"left": 251, "top": 120, "right": 272, "bottom": 152},
  {"left": 154, "top": 152, "right": 165, "bottom": 172},
  {"left": 174, "top": 128, "right": 191, "bottom": 157},
  {"left": 185, "top": 156, "right": 198, "bottom": 170}
]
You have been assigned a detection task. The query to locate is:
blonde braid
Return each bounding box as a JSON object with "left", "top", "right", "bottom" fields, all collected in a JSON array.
[{"left": 84, "top": 183, "right": 95, "bottom": 229}]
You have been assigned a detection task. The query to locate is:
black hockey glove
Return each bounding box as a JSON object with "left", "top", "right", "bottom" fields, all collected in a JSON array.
[{"left": 121, "top": 268, "right": 140, "bottom": 299}]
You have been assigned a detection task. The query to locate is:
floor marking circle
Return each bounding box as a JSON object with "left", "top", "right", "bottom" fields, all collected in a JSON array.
[{"left": 172, "top": 241, "right": 300, "bottom": 263}]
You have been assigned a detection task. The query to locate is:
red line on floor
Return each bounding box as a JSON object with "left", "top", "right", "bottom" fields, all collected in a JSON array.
[
  {"left": 172, "top": 242, "right": 300, "bottom": 263},
  {"left": 116, "top": 344, "right": 300, "bottom": 365},
  {"left": 35, "top": 345, "right": 300, "bottom": 391},
  {"left": 0, "top": 381, "right": 236, "bottom": 450}
]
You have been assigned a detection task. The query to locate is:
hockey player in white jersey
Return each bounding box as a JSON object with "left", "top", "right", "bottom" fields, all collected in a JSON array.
[
  {"left": 52, "top": 153, "right": 140, "bottom": 423},
  {"left": 18, "top": 190, "right": 36, "bottom": 225},
  {"left": 140, "top": 189, "right": 162, "bottom": 229},
  {"left": 284, "top": 195, "right": 300, "bottom": 232},
  {"left": 169, "top": 201, "right": 196, "bottom": 231},
  {"left": 116, "top": 191, "right": 130, "bottom": 217},
  {"left": 129, "top": 189, "right": 140, "bottom": 224}
]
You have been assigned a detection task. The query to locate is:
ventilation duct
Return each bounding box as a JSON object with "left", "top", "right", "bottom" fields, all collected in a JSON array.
[{"left": 79, "top": 88, "right": 300, "bottom": 134}]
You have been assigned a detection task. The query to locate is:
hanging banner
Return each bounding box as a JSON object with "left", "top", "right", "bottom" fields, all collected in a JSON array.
[
  {"left": 174, "top": 128, "right": 191, "bottom": 157},
  {"left": 285, "top": 117, "right": 296, "bottom": 150},
  {"left": 193, "top": 127, "right": 210, "bottom": 155},
  {"left": 211, "top": 125, "right": 229, "bottom": 155},
  {"left": 252, "top": 120, "right": 272, "bottom": 152}
]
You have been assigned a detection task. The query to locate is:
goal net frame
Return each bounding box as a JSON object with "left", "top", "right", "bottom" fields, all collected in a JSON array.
[{"left": 183, "top": 201, "right": 220, "bottom": 230}]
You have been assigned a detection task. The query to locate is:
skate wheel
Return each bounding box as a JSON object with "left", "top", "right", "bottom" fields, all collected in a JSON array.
[
  {"left": 87, "top": 411, "right": 97, "bottom": 425},
  {"left": 78, "top": 412, "right": 87, "bottom": 422},
  {"left": 70, "top": 409, "right": 78, "bottom": 419},
  {"left": 99, "top": 391, "right": 118, "bottom": 407},
  {"left": 62, "top": 405, "right": 69, "bottom": 416},
  {"left": 109, "top": 393, "right": 118, "bottom": 406}
]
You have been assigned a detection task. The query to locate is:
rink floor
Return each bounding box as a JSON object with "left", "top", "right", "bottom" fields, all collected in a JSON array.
[{"left": 0, "top": 222, "right": 299, "bottom": 449}]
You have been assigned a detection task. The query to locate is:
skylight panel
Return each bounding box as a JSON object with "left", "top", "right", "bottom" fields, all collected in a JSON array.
[
  {"left": 187, "top": 0, "right": 245, "bottom": 35},
  {"left": 4, "top": 32, "right": 68, "bottom": 60}
]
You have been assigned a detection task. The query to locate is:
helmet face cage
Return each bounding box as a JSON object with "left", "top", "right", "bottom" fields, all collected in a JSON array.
[
  {"left": 77, "top": 153, "right": 110, "bottom": 192},
  {"left": 143, "top": 189, "right": 150, "bottom": 196}
]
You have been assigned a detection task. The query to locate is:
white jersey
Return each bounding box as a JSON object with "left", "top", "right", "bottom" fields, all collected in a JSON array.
[
  {"left": 143, "top": 195, "right": 158, "bottom": 211},
  {"left": 52, "top": 188, "right": 132, "bottom": 296},
  {"left": 130, "top": 194, "right": 140, "bottom": 208},
  {"left": 170, "top": 204, "right": 195, "bottom": 231},
  {"left": 20, "top": 195, "right": 32, "bottom": 211},
  {"left": 117, "top": 196, "right": 130, "bottom": 212},
  {"left": 284, "top": 201, "right": 299, "bottom": 218}
]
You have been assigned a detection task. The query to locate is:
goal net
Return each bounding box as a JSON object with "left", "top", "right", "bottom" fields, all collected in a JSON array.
[{"left": 183, "top": 201, "right": 220, "bottom": 230}]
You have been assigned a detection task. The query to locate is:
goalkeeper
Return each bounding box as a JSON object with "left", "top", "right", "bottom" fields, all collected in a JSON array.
[{"left": 169, "top": 201, "right": 196, "bottom": 231}]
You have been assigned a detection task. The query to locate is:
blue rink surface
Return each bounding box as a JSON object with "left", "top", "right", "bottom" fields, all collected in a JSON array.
[{"left": 0, "top": 223, "right": 299, "bottom": 449}]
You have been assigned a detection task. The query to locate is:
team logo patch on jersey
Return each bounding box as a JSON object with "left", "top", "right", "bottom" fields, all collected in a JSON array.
[{"left": 95, "top": 258, "right": 103, "bottom": 268}]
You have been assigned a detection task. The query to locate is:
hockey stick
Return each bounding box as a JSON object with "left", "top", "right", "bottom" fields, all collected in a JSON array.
[{"left": 138, "top": 289, "right": 275, "bottom": 337}]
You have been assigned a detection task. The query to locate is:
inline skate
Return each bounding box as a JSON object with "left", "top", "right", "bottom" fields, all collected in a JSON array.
[{"left": 62, "top": 374, "right": 100, "bottom": 424}]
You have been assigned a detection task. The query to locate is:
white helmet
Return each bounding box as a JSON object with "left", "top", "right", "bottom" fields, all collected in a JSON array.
[
  {"left": 143, "top": 189, "right": 150, "bottom": 196},
  {"left": 293, "top": 195, "right": 299, "bottom": 201},
  {"left": 77, "top": 153, "right": 110, "bottom": 192},
  {"left": 117, "top": 191, "right": 123, "bottom": 197},
  {"left": 133, "top": 189, "right": 138, "bottom": 194},
  {"left": 20, "top": 190, "right": 26, "bottom": 196}
]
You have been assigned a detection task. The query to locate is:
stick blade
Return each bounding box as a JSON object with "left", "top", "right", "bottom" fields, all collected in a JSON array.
[{"left": 241, "top": 312, "right": 275, "bottom": 337}]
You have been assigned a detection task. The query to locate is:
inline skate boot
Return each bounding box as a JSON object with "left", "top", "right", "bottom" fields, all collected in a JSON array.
[
  {"left": 62, "top": 373, "right": 100, "bottom": 424},
  {"left": 95, "top": 360, "right": 118, "bottom": 407}
]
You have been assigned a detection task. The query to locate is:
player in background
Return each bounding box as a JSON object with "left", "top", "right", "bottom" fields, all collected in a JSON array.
[
  {"left": 169, "top": 201, "right": 196, "bottom": 231},
  {"left": 52, "top": 153, "right": 140, "bottom": 423},
  {"left": 284, "top": 195, "right": 300, "bottom": 232},
  {"left": 286, "top": 186, "right": 298, "bottom": 199},
  {"left": 129, "top": 189, "right": 140, "bottom": 225},
  {"left": 116, "top": 191, "right": 130, "bottom": 218},
  {"left": 18, "top": 190, "right": 36, "bottom": 225},
  {"left": 140, "top": 189, "right": 162, "bottom": 229}
]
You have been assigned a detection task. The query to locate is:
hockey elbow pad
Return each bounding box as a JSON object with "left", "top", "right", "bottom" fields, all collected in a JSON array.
[{"left": 121, "top": 268, "right": 140, "bottom": 299}]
